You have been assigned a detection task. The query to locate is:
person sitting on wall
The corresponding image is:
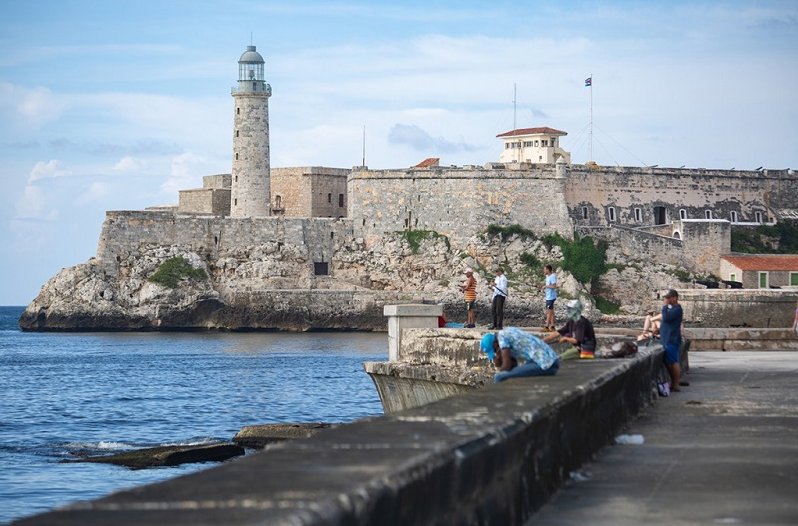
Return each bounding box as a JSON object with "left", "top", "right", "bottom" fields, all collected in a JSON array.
[
  {"left": 481, "top": 328, "right": 560, "bottom": 383},
  {"left": 637, "top": 311, "right": 662, "bottom": 342},
  {"left": 543, "top": 299, "right": 597, "bottom": 359}
]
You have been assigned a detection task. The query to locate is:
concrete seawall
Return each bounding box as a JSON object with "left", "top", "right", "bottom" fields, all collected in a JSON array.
[{"left": 16, "top": 348, "right": 662, "bottom": 525}]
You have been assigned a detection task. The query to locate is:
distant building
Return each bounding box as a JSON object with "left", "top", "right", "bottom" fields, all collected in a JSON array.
[
  {"left": 720, "top": 255, "right": 798, "bottom": 289},
  {"left": 497, "top": 127, "right": 571, "bottom": 164}
]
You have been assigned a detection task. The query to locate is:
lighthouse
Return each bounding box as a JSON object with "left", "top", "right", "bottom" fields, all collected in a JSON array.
[{"left": 230, "top": 45, "right": 272, "bottom": 218}]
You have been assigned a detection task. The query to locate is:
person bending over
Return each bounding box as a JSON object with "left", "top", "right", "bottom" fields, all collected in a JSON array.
[{"left": 481, "top": 327, "right": 559, "bottom": 383}]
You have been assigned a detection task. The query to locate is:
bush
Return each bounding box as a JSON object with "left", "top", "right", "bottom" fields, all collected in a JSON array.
[
  {"left": 731, "top": 221, "right": 798, "bottom": 254},
  {"left": 548, "top": 234, "right": 607, "bottom": 286},
  {"left": 396, "top": 229, "right": 450, "bottom": 253},
  {"left": 485, "top": 224, "right": 537, "bottom": 241},
  {"left": 594, "top": 295, "right": 621, "bottom": 314},
  {"left": 149, "top": 257, "right": 208, "bottom": 289},
  {"left": 519, "top": 251, "right": 541, "bottom": 270}
]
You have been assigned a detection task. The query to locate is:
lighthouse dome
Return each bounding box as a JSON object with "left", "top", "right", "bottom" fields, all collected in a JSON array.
[{"left": 239, "top": 45, "right": 264, "bottom": 64}]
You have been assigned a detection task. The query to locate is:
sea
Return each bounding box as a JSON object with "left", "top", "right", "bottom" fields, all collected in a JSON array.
[{"left": 0, "top": 306, "right": 386, "bottom": 524}]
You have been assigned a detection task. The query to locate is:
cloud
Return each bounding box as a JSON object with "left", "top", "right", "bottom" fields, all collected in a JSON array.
[
  {"left": 388, "top": 124, "right": 479, "bottom": 153},
  {"left": 76, "top": 181, "right": 110, "bottom": 205},
  {"left": 0, "top": 83, "right": 67, "bottom": 129},
  {"left": 48, "top": 138, "right": 181, "bottom": 156},
  {"left": 28, "top": 160, "right": 71, "bottom": 182},
  {"left": 112, "top": 156, "right": 146, "bottom": 172},
  {"left": 160, "top": 152, "right": 207, "bottom": 197},
  {"left": 14, "top": 182, "right": 58, "bottom": 221}
]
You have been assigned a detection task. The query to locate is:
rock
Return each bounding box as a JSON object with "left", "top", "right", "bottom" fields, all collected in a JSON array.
[
  {"left": 66, "top": 443, "right": 245, "bottom": 469},
  {"left": 233, "top": 423, "right": 334, "bottom": 449}
]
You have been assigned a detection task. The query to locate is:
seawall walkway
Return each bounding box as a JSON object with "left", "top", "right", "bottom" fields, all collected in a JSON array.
[{"left": 531, "top": 351, "right": 798, "bottom": 525}]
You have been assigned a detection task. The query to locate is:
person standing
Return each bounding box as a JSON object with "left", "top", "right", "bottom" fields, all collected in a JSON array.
[
  {"left": 460, "top": 268, "right": 477, "bottom": 328},
  {"left": 660, "top": 289, "right": 684, "bottom": 391},
  {"left": 489, "top": 268, "right": 508, "bottom": 330},
  {"left": 541, "top": 264, "right": 558, "bottom": 331},
  {"left": 480, "top": 328, "right": 560, "bottom": 383},
  {"left": 792, "top": 299, "right": 798, "bottom": 336}
]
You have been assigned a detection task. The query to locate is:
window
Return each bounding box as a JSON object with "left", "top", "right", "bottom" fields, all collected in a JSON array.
[
  {"left": 339, "top": 194, "right": 345, "bottom": 207},
  {"left": 234, "top": 198, "right": 237, "bottom": 206},
  {"left": 755, "top": 211, "right": 763, "bottom": 223},
  {"left": 534, "top": 140, "right": 539, "bottom": 147},
  {"left": 634, "top": 208, "right": 642, "bottom": 222},
  {"left": 730, "top": 211, "right": 738, "bottom": 223},
  {"left": 705, "top": 210, "right": 712, "bottom": 219},
  {"left": 679, "top": 209, "right": 687, "bottom": 220},
  {"left": 327, "top": 193, "right": 332, "bottom": 203},
  {"left": 608, "top": 206, "right": 616, "bottom": 222},
  {"left": 758, "top": 271, "right": 768, "bottom": 289},
  {"left": 550, "top": 137, "right": 556, "bottom": 145},
  {"left": 524, "top": 141, "right": 532, "bottom": 147},
  {"left": 542, "top": 140, "right": 549, "bottom": 147},
  {"left": 505, "top": 143, "right": 510, "bottom": 149},
  {"left": 235, "top": 175, "right": 238, "bottom": 182},
  {"left": 274, "top": 195, "right": 282, "bottom": 209},
  {"left": 654, "top": 206, "right": 667, "bottom": 225},
  {"left": 729, "top": 273, "right": 736, "bottom": 282},
  {"left": 791, "top": 272, "right": 798, "bottom": 286},
  {"left": 235, "top": 153, "right": 239, "bottom": 160},
  {"left": 582, "top": 206, "right": 588, "bottom": 220},
  {"left": 236, "top": 107, "right": 240, "bottom": 115},
  {"left": 314, "top": 262, "right": 329, "bottom": 276},
  {"left": 236, "top": 130, "right": 239, "bottom": 137}
]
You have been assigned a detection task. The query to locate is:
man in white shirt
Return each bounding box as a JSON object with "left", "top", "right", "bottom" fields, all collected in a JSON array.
[{"left": 489, "top": 268, "right": 508, "bottom": 330}]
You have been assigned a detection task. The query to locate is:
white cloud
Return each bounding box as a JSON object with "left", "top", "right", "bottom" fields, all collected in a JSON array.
[
  {"left": 160, "top": 152, "right": 207, "bottom": 197},
  {"left": 28, "top": 160, "right": 72, "bottom": 182},
  {"left": 14, "top": 183, "right": 59, "bottom": 221},
  {"left": 112, "top": 156, "right": 146, "bottom": 172},
  {"left": 76, "top": 181, "right": 110, "bottom": 205}
]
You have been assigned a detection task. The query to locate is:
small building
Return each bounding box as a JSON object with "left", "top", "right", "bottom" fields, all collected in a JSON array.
[
  {"left": 720, "top": 254, "right": 798, "bottom": 289},
  {"left": 178, "top": 174, "right": 232, "bottom": 216},
  {"left": 497, "top": 127, "right": 571, "bottom": 164},
  {"left": 270, "top": 167, "right": 350, "bottom": 218}
]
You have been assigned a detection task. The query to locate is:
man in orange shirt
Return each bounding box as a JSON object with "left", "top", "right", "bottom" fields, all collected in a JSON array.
[{"left": 460, "top": 268, "right": 477, "bottom": 328}]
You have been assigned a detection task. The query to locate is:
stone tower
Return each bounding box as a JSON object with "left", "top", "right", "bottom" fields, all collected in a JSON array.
[{"left": 230, "top": 45, "right": 272, "bottom": 218}]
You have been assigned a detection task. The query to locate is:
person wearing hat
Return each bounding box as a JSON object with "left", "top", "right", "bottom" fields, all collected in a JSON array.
[
  {"left": 660, "top": 289, "right": 685, "bottom": 391},
  {"left": 480, "top": 328, "right": 559, "bottom": 383},
  {"left": 543, "top": 299, "right": 597, "bottom": 359},
  {"left": 460, "top": 267, "right": 478, "bottom": 328}
]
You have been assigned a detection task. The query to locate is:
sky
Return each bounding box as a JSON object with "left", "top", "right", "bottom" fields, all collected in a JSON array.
[{"left": 0, "top": 0, "right": 796, "bottom": 305}]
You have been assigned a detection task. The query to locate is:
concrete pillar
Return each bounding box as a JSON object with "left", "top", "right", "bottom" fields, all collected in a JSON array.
[{"left": 384, "top": 304, "right": 443, "bottom": 361}]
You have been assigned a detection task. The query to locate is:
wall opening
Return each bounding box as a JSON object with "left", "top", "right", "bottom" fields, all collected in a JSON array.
[
  {"left": 581, "top": 206, "right": 588, "bottom": 220},
  {"left": 679, "top": 209, "right": 687, "bottom": 220},
  {"left": 654, "top": 206, "right": 667, "bottom": 225},
  {"left": 608, "top": 206, "right": 616, "bottom": 222},
  {"left": 634, "top": 207, "right": 642, "bottom": 222},
  {"left": 705, "top": 210, "right": 713, "bottom": 219},
  {"left": 314, "top": 262, "right": 329, "bottom": 276}
]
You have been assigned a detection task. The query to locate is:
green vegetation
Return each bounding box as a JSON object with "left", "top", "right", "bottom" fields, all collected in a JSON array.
[
  {"left": 485, "top": 224, "right": 537, "bottom": 241},
  {"left": 519, "top": 251, "right": 542, "bottom": 270},
  {"left": 396, "top": 229, "right": 450, "bottom": 253},
  {"left": 731, "top": 222, "right": 798, "bottom": 254},
  {"left": 670, "top": 268, "right": 693, "bottom": 282},
  {"left": 544, "top": 233, "right": 608, "bottom": 286},
  {"left": 594, "top": 295, "right": 621, "bottom": 314},
  {"left": 149, "top": 256, "right": 208, "bottom": 289}
]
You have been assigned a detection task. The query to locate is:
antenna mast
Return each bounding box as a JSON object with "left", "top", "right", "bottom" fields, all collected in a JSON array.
[
  {"left": 362, "top": 125, "right": 366, "bottom": 168},
  {"left": 513, "top": 83, "right": 517, "bottom": 131},
  {"left": 589, "top": 73, "right": 593, "bottom": 162}
]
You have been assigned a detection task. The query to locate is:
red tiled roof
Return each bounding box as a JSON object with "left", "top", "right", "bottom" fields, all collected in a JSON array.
[
  {"left": 496, "top": 127, "right": 568, "bottom": 138},
  {"left": 721, "top": 255, "right": 798, "bottom": 271},
  {"left": 414, "top": 157, "right": 440, "bottom": 168}
]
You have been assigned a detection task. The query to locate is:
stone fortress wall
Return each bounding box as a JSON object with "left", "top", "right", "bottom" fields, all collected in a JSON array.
[
  {"left": 271, "top": 167, "right": 349, "bottom": 218},
  {"left": 348, "top": 163, "right": 573, "bottom": 246}
]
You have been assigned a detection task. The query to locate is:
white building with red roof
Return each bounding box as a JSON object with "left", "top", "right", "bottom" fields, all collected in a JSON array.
[
  {"left": 720, "top": 254, "right": 798, "bottom": 289},
  {"left": 496, "top": 127, "right": 571, "bottom": 164}
]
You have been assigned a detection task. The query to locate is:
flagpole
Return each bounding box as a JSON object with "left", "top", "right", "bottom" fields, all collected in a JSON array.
[{"left": 589, "top": 73, "right": 593, "bottom": 162}]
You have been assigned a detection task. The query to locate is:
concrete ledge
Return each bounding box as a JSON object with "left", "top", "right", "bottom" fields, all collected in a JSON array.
[
  {"left": 16, "top": 348, "right": 662, "bottom": 526},
  {"left": 684, "top": 328, "right": 798, "bottom": 351}
]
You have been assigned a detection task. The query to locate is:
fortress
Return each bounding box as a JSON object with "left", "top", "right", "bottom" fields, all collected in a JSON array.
[{"left": 20, "top": 45, "right": 798, "bottom": 330}]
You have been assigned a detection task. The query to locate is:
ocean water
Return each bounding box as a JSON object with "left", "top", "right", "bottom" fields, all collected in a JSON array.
[{"left": 0, "top": 306, "right": 386, "bottom": 524}]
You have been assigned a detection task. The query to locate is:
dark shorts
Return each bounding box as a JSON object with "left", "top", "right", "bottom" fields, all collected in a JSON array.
[
  {"left": 466, "top": 301, "right": 476, "bottom": 311},
  {"left": 664, "top": 342, "right": 680, "bottom": 365},
  {"left": 545, "top": 299, "right": 555, "bottom": 310}
]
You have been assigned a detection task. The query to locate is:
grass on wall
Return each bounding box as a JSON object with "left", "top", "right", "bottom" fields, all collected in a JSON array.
[
  {"left": 396, "top": 229, "right": 450, "bottom": 253},
  {"left": 149, "top": 256, "right": 208, "bottom": 289}
]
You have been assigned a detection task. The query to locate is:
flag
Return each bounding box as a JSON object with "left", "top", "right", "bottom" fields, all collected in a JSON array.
[{"left": 585, "top": 77, "right": 592, "bottom": 87}]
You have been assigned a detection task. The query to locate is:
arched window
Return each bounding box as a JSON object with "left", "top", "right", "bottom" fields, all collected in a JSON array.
[{"left": 274, "top": 195, "right": 282, "bottom": 208}]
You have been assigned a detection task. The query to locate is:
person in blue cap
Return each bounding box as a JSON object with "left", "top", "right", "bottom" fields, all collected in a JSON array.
[{"left": 480, "top": 328, "right": 560, "bottom": 383}]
